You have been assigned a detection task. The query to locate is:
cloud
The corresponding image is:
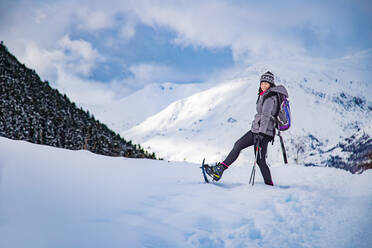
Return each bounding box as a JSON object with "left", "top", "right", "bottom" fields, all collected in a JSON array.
[
  {"left": 53, "top": 67, "right": 143, "bottom": 107},
  {"left": 22, "top": 42, "right": 64, "bottom": 82},
  {"left": 58, "top": 35, "right": 104, "bottom": 76},
  {"left": 129, "top": 0, "right": 299, "bottom": 58},
  {"left": 21, "top": 36, "right": 103, "bottom": 81},
  {"left": 3, "top": 0, "right": 371, "bottom": 66},
  {"left": 119, "top": 19, "right": 137, "bottom": 40},
  {"left": 20, "top": 45, "right": 119, "bottom": 106},
  {"left": 123, "top": 63, "right": 202, "bottom": 90},
  {"left": 76, "top": 8, "right": 115, "bottom": 31},
  {"left": 19, "top": 36, "right": 125, "bottom": 107},
  {"left": 128, "top": 0, "right": 371, "bottom": 61},
  {"left": 55, "top": 67, "right": 117, "bottom": 105}
]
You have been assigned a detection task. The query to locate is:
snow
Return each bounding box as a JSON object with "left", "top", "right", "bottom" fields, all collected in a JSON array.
[{"left": 1, "top": 136, "right": 371, "bottom": 248}]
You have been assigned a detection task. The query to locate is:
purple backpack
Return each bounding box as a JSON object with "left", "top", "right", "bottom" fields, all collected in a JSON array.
[
  {"left": 263, "top": 90, "right": 291, "bottom": 131},
  {"left": 276, "top": 94, "right": 291, "bottom": 131}
]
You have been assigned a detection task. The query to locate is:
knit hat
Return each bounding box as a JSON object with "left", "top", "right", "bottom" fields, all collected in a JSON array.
[{"left": 260, "top": 71, "right": 275, "bottom": 86}]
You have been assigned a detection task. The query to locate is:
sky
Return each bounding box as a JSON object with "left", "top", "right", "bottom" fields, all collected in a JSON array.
[{"left": 1, "top": 0, "right": 371, "bottom": 105}]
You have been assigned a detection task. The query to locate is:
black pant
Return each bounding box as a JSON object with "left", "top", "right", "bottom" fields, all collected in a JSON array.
[{"left": 223, "top": 130, "right": 273, "bottom": 184}]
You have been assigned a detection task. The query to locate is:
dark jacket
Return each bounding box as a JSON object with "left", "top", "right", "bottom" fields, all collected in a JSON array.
[{"left": 251, "top": 85, "right": 288, "bottom": 137}]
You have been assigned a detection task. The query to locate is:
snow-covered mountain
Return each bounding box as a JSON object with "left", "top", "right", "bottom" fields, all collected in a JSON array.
[
  {"left": 121, "top": 51, "right": 372, "bottom": 171},
  {"left": 81, "top": 82, "right": 213, "bottom": 132},
  {"left": 1, "top": 136, "right": 371, "bottom": 248}
]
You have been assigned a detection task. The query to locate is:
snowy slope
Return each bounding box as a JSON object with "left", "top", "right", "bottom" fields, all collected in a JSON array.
[
  {"left": 0, "top": 136, "right": 371, "bottom": 248},
  {"left": 122, "top": 51, "right": 372, "bottom": 165},
  {"left": 81, "top": 82, "right": 213, "bottom": 132}
]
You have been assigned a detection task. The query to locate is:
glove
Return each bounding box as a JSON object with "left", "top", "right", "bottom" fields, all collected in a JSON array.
[{"left": 254, "top": 133, "right": 264, "bottom": 146}]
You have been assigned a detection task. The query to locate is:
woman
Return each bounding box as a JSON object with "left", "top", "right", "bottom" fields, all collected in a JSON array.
[{"left": 205, "top": 71, "right": 288, "bottom": 186}]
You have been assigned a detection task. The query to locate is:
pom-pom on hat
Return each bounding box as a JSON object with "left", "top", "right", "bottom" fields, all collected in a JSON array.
[{"left": 260, "top": 71, "right": 275, "bottom": 86}]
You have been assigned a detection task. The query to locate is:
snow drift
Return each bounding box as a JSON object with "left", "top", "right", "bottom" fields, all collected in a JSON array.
[{"left": 0, "top": 137, "right": 371, "bottom": 248}]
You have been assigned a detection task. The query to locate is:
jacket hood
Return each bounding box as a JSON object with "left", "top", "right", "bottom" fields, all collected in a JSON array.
[{"left": 267, "top": 85, "right": 288, "bottom": 97}]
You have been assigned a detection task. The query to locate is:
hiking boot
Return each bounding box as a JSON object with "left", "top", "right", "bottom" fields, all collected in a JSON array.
[{"left": 205, "top": 162, "right": 227, "bottom": 181}]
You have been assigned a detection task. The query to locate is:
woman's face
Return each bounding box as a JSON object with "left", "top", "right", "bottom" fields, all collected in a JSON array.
[{"left": 260, "top": 82, "right": 270, "bottom": 92}]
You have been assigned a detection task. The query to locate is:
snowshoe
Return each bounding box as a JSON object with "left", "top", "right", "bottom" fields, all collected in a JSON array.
[
  {"left": 201, "top": 159, "right": 210, "bottom": 183},
  {"left": 204, "top": 162, "right": 226, "bottom": 182}
]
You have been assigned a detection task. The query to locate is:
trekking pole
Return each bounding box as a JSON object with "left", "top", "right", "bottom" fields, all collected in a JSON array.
[
  {"left": 249, "top": 145, "right": 260, "bottom": 186},
  {"left": 278, "top": 131, "right": 288, "bottom": 164}
]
